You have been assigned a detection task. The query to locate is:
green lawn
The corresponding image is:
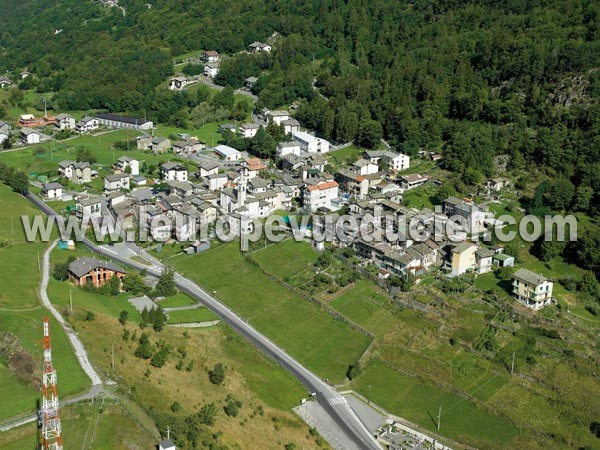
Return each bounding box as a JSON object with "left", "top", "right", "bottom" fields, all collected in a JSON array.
[
  {"left": 403, "top": 184, "right": 437, "bottom": 209},
  {"left": 353, "top": 359, "right": 517, "bottom": 449},
  {"left": 47, "top": 277, "right": 142, "bottom": 323},
  {"left": 166, "top": 307, "right": 219, "bottom": 324},
  {"left": 250, "top": 239, "right": 319, "bottom": 281},
  {"left": 330, "top": 280, "right": 397, "bottom": 337},
  {"left": 157, "top": 292, "right": 197, "bottom": 308},
  {"left": 155, "top": 122, "right": 222, "bottom": 147},
  {"left": 0, "top": 130, "right": 178, "bottom": 175},
  {"left": 171, "top": 242, "right": 372, "bottom": 382},
  {"left": 328, "top": 145, "right": 365, "bottom": 167}
]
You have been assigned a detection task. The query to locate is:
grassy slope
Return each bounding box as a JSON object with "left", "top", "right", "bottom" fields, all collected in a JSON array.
[
  {"left": 172, "top": 242, "right": 372, "bottom": 383},
  {"left": 329, "top": 280, "right": 397, "bottom": 338},
  {"left": 353, "top": 359, "right": 516, "bottom": 448},
  {"left": 166, "top": 307, "right": 219, "bottom": 323},
  {"left": 0, "top": 185, "right": 89, "bottom": 421},
  {"left": 0, "top": 403, "right": 152, "bottom": 450},
  {"left": 44, "top": 245, "right": 321, "bottom": 449},
  {"left": 250, "top": 239, "right": 320, "bottom": 281}
]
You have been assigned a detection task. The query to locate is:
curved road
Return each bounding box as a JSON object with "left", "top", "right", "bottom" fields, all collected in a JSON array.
[
  {"left": 27, "top": 193, "right": 382, "bottom": 450},
  {"left": 0, "top": 239, "right": 104, "bottom": 433},
  {"left": 40, "top": 240, "right": 103, "bottom": 386}
]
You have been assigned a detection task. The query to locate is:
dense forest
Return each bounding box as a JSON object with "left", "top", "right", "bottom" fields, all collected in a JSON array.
[{"left": 1, "top": 0, "right": 600, "bottom": 272}]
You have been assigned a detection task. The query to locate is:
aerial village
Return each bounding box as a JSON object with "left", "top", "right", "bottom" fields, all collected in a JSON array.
[{"left": 0, "top": 47, "right": 553, "bottom": 313}]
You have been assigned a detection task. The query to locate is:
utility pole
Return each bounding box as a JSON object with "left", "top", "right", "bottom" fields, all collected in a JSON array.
[
  {"left": 37, "top": 251, "right": 40, "bottom": 271},
  {"left": 437, "top": 405, "right": 441, "bottom": 431},
  {"left": 511, "top": 352, "right": 515, "bottom": 375},
  {"left": 111, "top": 343, "right": 115, "bottom": 371},
  {"left": 11, "top": 216, "right": 14, "bottom": 236},
  {"left": 69, "top": 288, "right": 72, "bottom": 311}
]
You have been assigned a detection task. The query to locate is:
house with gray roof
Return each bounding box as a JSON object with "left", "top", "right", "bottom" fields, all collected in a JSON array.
[
  {"left": 68, "top": 257, "right": 126, "bottom": 288},
  {"left": 512, "top": 268, "right": 554, "bottom": 310}
]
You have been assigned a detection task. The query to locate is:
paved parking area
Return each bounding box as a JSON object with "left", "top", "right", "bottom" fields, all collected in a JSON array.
[{"left": 128, "top": 295, "right": 157, "bottom": 312}]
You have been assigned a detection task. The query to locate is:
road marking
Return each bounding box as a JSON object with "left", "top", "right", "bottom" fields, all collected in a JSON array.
[
  {"left": 327, "top": 396, "right": 346, "bottom": 406},
  {"left": 100, "top": 246, "right": 117, "bottom": 255}
]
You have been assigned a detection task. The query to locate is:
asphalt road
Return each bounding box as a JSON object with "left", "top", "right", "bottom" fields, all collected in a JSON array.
[{"left": 26, "top": 193, "right": 382, "bottom": 449}]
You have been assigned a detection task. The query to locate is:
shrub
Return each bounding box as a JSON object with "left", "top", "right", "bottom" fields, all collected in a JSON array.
[
  {"left": 209, "top": 363, "right": 225, "bottom": 385},
  {"left": 346, "top": 362, "right": 361, "bottom": 380}
]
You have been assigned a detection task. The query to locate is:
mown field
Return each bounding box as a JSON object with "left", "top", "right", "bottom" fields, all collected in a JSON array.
[
  {"left": 353, "top": 359, "right": 516, "bottom": 448},
  {"left": 329, "top": 280, "right": 397, "bottom": 337},
  {"left": 0, "top": 130, "right": 179, "bottom": 175},
  {"left": 234, "top": 239, "right": 600, "bottom": 449},
  {"left": 172, "top": 242, "right": 372, "bottom": 383},
  {"left": 166, "top": 307, "right": 219, "bottom": 324},
  {"left": 250, "top": 239, "right": 319, "bottom": 281}
]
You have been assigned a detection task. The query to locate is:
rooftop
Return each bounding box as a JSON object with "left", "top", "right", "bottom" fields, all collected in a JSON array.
[
  {"left": 68, "top": 257, "right": 126, "bottom": 278},
  {"left": 513, "top": 268, "right": 550, "bottom": 286},
  {"left": 96, "top": 113, "right": 151, "bottom": 125}
]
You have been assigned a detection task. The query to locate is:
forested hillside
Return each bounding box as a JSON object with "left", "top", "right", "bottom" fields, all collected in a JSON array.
[{"left": 1, "top": 0, "right": 600, "bottom": 268}]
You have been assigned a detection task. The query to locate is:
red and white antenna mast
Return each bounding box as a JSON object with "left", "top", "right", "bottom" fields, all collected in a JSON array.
[{"left": 40, "top": 318, "right": 63, "bottom": 450}]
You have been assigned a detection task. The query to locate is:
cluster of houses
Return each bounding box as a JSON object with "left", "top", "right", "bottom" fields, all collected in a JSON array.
[
  {"left": 1, "top": 111, "right": 155, "bottom": 146},
  {"left": 28, "top": 101, "right": 550, "bottom": 311},
  {"left": 170, "top": 41, "right": 273, "bottom": 88}
]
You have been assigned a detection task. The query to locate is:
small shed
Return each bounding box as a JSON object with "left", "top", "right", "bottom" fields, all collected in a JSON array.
[{"left": 493, "top": 253, "right": 515, "bottom": 268}]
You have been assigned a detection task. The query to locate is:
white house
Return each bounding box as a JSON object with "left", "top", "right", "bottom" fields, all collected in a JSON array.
[
  {"left": 202, "top": 50, "right": 221, "bottom": 63},
  {"left": 104, "top": 173, "right": 130, "bottom": 191},
  {"left": 352, "top": 158, "right": 379, "bottom": 176},
  {"left": 169, "top": 76, "right": 189, "bottom": 91},
  {"left": 207, "top": 173, "right": 228, "bottom": 191},
  {"left": 198, "top": 161, "right": 219, "bottom": 178},
  {"left": 41, "top": 182, "right": 63, "bottom": 199},
  {"left": 267, "top": 110, "right": 291, "bottom": 126},
  {"left": 20, "top": 127, "right": 41, "bottom": 144},
  {"left": 381, "top": 151, "right": 410, "bottom": 172},
  {"left": 282, "top": 119, "right": 300, "bottom": 135},
  {"left": 76, "top": 116, "right": 99, "bottom": 133},
  {"left": 303, "top": 180, "right": 339, "bottom": 212},
  {"left": 475, "top": 247, "right": 495, "bottom": 274},
  {"left": 0, "top": 77, "right": 14, "bottom": 89},
  {"left": 399, "top": 174, "right": 429, "bottom": 190},
  {"left": 0, "top": 120, "right": 10, "bottom": 134},
  {"left": 76, "top": 195, "right": 103, "bottom": 221},
  {"left": 276, "top": 141, "right": 302, "bottom": 157},
  {"left": 55, "top": 114, "right": 76, "bottom": 130},
  {"left": 512, "top": 269, "right": 554, "bottom": 310},
  {"left": 114, "top": 156, "right": 140, "bottom": 176},
  {"left": 248, "top": 42, "right": 272, "bottom": 53},
  {"left": 204, "top": 62, "right": 219, "bottom": 78},
  {"left": 292, "top": 131, "right": 330, "bottom": 153},
  {"left": 239, "top": 123, "right": 260, "bottom": 138},
  {"left": 161, "top": 162, "right": 188, "bottom": 182},
  {"left": 214, "top": 144, "right": 241, "bottom": 161},
  {"left": 0, "top": 131, "right": 8, "bottom": 144},
  {"left": 158, "top": 439, "right": 176, "bottom": 450}
]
